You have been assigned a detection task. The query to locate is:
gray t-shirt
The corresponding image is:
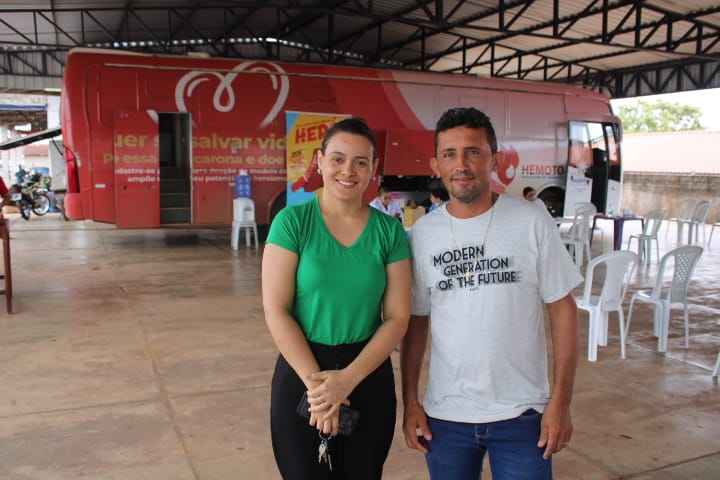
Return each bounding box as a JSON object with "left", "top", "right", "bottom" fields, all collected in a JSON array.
[{"left": 409, "top": 194, "right": 582, "bottom": 423}]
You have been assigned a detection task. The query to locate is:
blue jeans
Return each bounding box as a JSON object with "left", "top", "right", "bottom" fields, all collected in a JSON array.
[{"left": 425, "top": 410, "right": 552, "bottom": 480}]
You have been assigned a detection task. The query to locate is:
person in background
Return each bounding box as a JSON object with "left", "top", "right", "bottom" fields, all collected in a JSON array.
[
  {"left": 523, "top": 186, "right": 548, "bottom": 211},
  {"left": 370, "top": 185, "right": 404, "bottom": 221},
  {"left": 15, "top": 165, "right": 27, "bottom": 186},
  {"left": 427, "top": 188, "right": 450, "bottom": 213},
  {"left": 401, "top": 107, "right": 581, "bottom": 479},
  {"left": 262, "top": 117, "right": 411, "bottom": 479},
  {"left": 523, "top": 186, "right": 538, "bottom": 202}
]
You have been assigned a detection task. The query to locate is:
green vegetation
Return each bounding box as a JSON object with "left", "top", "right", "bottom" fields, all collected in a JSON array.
[{"left": 616, "top": 100, "right": 704, "bottom": 132}]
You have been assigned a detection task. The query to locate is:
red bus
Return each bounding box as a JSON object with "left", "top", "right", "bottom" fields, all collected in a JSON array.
[{"left": 60, "top": 47, "right": 622, "bottom": 227}]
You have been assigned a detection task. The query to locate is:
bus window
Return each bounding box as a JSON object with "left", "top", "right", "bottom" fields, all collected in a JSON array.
[
  {"left": 568, "top": 121, "right": 591, "bottom": 173},
  {"left": 604, "top": 122, "right": 622, "bottom": 213},
  {"left": 566, "top": 120, "right": 617, "bottom": 215},
  {"left": 605, "top": 123, "right": 621, "bottom": 182}
]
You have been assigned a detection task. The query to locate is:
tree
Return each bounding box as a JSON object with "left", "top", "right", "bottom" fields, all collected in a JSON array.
[{"left": 616, "top": 99, "right": 704, "bottom": 132}]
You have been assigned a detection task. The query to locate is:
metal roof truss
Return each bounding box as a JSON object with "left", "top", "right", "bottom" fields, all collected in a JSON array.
[{"left": 0, "top": 1, "right": 718, "bottom": 98}]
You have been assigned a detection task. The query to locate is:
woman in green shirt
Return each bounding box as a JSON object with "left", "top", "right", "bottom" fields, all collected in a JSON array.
[{"left": 262, "top": 118, "right": 411, "bottom": 479}]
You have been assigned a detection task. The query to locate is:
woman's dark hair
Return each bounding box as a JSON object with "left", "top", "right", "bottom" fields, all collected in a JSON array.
[
  {"left": 321, "top": 117, "right": 377, "bottom": 159},
  {"left": 434, "top": 107, "right": 498, "bottom": 153},
  {"left": 430, "top": 187, "right": 449, "bottom": 202}
]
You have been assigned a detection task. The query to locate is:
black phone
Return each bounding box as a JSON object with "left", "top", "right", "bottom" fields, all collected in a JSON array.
[{"left": 296, "top": 391, "right": 360, "bottom": 437}]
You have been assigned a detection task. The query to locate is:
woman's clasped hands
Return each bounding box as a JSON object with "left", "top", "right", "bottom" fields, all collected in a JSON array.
[{"left": 305, "top": 368, "right": 356, "bottom": 436}]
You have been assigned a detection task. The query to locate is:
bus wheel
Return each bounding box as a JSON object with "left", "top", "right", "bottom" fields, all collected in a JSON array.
[
  {"left": 538, "top": 187, "right": 564, "bottom": 217},
  {"left": 258, "top": 192, "right": 287, "bottom": 241},
  {"left": 269, "top": 191, "right": 287, "bottom": 223}
]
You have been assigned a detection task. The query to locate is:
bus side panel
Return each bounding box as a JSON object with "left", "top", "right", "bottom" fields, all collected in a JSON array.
[
  {"left": 114, "top": 110, "right": 160, "bottom": 228},
  {"left": 61, "top": 57, "right": 96, "bottom": 219},
  {"left": 89, "top": 66, "right": 144, "bottom": 223},
  {"left": 384, "top": 130, "right": 435, "bottom": 176},
  {"left": 190, "top": 126, "right": 287, "bottom": 224},
  {"left": 61, "top": 50, "right": 620, "bottom": 226},
  {"left": 89, "top": 170, "right": 115, "bottom": 223},
  {"left": 504, "top": 91, "right": 567, "bottom": 198}
]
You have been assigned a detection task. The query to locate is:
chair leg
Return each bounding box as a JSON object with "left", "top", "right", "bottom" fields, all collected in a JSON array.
[
  {"left": 572, "top": 244, "right": 581, "bottom": 267},
  {"left": 598, "top": 311, "right": 609, "bottom": 346},
  {"left": 618, "top": 310, "right": 626, "bottom": 359},
  {"left": 640, "top": 238, "right": 647, "bottom": 263},
  {"left": 652, "top": 304, "right": 661, "bottom": 337},
  {"left": 658, "top": 302, "right": 670, "bottom": 352},
  {"left": 653, "top": 239, "right": 660, "bottom": 264},
  {"left": 625, "top": 298, "right": 635, "bottom": 338},
  {"left": 713, "top": 350, "right": 720, "bottom": 377},
  {"left": 587, "top": 313, "right": 598, "bottom": 362},
  {"left": 683, "top": 302, "right": 690, "bottom": 349},
  {"left": 231, "top": 221, "right": 240, "bottom": 250}
]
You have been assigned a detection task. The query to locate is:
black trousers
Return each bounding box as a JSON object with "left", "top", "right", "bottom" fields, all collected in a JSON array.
[{"left": 270, "top": 340, "right": 396, "bottom": 480}]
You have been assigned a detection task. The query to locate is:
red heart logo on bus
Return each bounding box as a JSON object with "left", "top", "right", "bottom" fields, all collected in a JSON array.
[{"left": 174, "top": 61, "right": 289, "bottom": 128}]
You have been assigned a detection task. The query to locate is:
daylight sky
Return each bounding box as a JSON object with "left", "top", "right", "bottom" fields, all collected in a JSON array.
[{"left": 610, "top": 87, "right": 720, "bottom": 131}]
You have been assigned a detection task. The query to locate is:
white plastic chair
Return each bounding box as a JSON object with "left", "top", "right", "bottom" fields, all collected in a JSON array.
[
  {"left": 627, "top": 209, "right": 665, "bottom": 264},
  {"left": 231, "top": 198, "right": 259, "bottom": 249},
  {"left": 626, "top": 245, "right": 703, "bottom": 352},
  {"left": 576, "top": 250, "right": 638, "bottom": 361},
  {"left": 665, "top": 198, "right": 696, "bottom": 243},
  {"left": 709, "top": 221, "right": 720, "bottom": 245},
  {"left": 677, "top": 200, "right": 710, "bottom": 244},
  {"left": 556, "top": 202, "right": 594, "bottom": 229},
  {"left": 562, "top": 203, "right": 596, "bottom": 267}
]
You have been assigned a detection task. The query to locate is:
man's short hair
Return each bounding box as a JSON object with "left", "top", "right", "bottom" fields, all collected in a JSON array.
[
  {"left": 435, "top": 107, "right": 498, "bottom": 153},
  {"left": 523, "top": 186, "right": 535, "bottom": 197}
]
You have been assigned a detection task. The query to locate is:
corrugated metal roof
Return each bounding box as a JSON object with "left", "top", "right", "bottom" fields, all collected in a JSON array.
[{"left": 0, "top": 0, "right": 718, "bottom": 98}]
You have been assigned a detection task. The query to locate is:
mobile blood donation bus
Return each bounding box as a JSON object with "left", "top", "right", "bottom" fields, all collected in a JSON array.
[{"left": 60, "top": 48, "right": 622, "bottom": 228}]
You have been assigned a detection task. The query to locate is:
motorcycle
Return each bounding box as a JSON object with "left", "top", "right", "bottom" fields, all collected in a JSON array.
[{"left": 10, "top": 173, "right": 51, "bottom": 220}]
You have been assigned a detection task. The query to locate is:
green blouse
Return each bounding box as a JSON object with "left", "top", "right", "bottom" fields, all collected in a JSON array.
[{"left": 266, "top": 197, "right": 410, "bottom": 345}]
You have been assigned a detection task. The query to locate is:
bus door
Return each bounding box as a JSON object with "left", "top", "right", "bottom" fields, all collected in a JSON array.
[
  {"left": 157, "top": 112, "right": 192, "bottom": 225},
  {"left": 564, "top": 121, "right": 621, "bottom": 216},
  {"left": 604, "top": 123, "right": 622, "bottom": 214},
  {"left": 114, "top": 110, "right": 160, "bottom": 228}
]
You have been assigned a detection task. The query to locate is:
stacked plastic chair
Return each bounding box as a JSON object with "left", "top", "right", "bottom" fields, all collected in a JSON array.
[
  {"left": 575, "top": 250, "right": 638, "bottom": 361},
  {"left": 665, "top": 198, "right": 696, "bottom": 243},
  {"left": 627, "top": 209, "right": 665, "bottom": 263},
  {"left": 562, "top": 202, "right": 596, "bottom": 267},
  {"left": 625, "top": 245, "right": 703, "bottom": 352},
  {"left": 231, "top": 198, "right": 259, "bottom": 250}
]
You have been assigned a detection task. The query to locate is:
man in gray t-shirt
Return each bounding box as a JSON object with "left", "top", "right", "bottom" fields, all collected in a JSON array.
[{"left": 401, "top": 107, "right": 581, "bottom": 480}]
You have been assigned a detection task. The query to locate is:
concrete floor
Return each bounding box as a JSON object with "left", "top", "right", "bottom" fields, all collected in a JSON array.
[{"left": 0, "top": 212, "right": 718, "bottom": 480}]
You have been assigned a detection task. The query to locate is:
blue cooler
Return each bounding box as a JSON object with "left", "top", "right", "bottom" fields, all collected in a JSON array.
[{"left": 235, "top": 173, "right": 252, "bottom": 198}]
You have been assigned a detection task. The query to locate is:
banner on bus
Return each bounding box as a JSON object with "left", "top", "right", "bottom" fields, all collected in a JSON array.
[{"left": 285, "top": 111, "right": 350, "bottom": 206}]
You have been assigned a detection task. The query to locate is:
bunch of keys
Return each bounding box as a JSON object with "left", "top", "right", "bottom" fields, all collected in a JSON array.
[{"left": 318, "top": 432, "right": 333, "bottom": 471}]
